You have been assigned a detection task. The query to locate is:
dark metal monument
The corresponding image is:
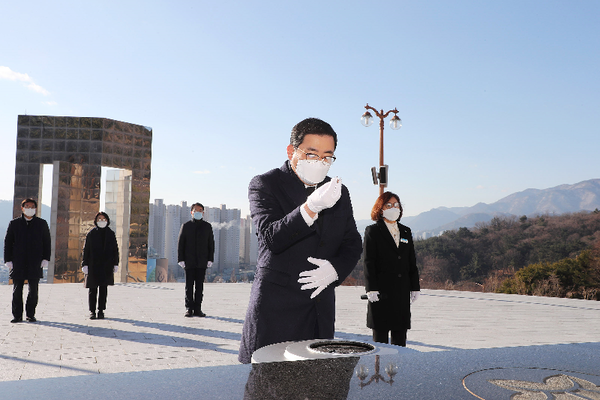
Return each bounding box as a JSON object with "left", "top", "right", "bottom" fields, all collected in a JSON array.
[{"left": 12, "top": 115, "right": 152, "bottom": 283}]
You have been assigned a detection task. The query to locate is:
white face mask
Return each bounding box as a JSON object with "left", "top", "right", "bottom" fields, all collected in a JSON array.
[
  {"left": 295, "top": 159, "right": 331, "bottom": 185},
  {"left": 193, "top": 211, "right": 203, "bottom": 220},
  {"left": 97, "top": 220, "right": 108, "bottom": 228},
  {"left": 23, "top": 208, "right": 36, "bottom": 218},
  {"left": 383, "top": 208, "right": 400, "bottom": 222}
]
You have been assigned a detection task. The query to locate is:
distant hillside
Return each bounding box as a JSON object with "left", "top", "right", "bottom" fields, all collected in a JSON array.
[
  {"left": 402, "top": 179, "right": 600, "bottom": 238},
  {"left": 415, "top": 210, "right": 600, "bottom": 291}
]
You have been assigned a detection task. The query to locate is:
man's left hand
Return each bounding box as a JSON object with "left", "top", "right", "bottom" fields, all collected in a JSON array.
[
  {"left": 207, "top": 261, "right": 212, "bottom": 268},
  {"left": 6, "top": 261, "right": 13, "bottom": 272},
  {"left": 41, "top": 260, "right": 48, "bottom": 268},
  {"left": 113, "top": 266, "right": 118, "bottom": 273},
  {"left": 298, "top": 257, "right": 338, "bottom": 299}
]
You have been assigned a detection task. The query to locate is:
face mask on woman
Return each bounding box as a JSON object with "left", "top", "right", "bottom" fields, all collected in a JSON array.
[
  {"left": 382, "top": 207, "right": 400, "bottom": 222},
  {"left": 97, "top": 220, "right": 108, "bottom": 228},
  {"left": 295, "top": 159, "right": 331, "bottom": 185}
]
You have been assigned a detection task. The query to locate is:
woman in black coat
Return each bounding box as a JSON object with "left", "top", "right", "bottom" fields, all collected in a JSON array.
[
  {"left": 363, "top": 191, "right": 420, "bottom": 346},
  {"left": 81, "top": 212, "right": 119, "bottom": 319}
]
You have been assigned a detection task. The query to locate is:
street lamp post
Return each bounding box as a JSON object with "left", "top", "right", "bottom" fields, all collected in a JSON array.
[{"left": 361, "top": 103, "right": 402, "bottom": 196}]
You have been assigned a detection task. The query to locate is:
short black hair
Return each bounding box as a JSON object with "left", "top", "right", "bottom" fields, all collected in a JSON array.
[
  {"left": 94, "top": 211, "right": 111, "bottom": 227},
  {"left": 290, "top": 118, "right": 337, "bottom": 150},
  {"left": 190, "top": 203, "right": 204, "bottom": 212},
  {"left": 21, "top": 198, "right": 38, "bottom": 208}
]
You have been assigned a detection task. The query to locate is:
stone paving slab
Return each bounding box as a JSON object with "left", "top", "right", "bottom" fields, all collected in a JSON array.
[
  {"left": 1, "top": 342, "right": 599, "bottom": 400},
  {"left": 1, "top": 282, "right": 599, "bottom": 384}
]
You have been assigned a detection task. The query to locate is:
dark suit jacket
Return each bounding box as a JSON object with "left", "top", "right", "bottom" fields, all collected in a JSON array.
[
  {"left": 4, "top": 215, "right": 51, "bottom": 281},
  {"left": 363, "top": 220, "right": 420, "bottom": 331},
  {"left": 238, "top": 161, "right": 362, "bottom": 363},
  {"left": 177, "top": 219, "right": 215, "bottom": 269},
  {"left": 82, "top": 226, "right": 119, "bottom": 288}
]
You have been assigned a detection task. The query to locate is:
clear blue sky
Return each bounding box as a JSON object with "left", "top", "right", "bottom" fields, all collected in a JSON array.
[{"left": 1, "top": 1, "right": 599, "bottom": 221}]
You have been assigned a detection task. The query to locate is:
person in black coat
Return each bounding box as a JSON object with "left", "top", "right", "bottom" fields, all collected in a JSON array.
[
  {"left": 4, "top": 198, "right": 51, "bottom": 323},
  {"left": 81, "top": 212, "right": 119, "bottom": 320},
  {"left": 363, "top": 191, "right": 420, "bottom": 346},
  {"left": 177, "top": 202, "right": 215, "bottom": 318},
  {"left": 238, "top": 118, "right": 363, "bottom": 364}
]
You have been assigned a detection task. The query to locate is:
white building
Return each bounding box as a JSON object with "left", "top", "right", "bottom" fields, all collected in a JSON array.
[
  {"left": 164, "top": 204, "right": 182, "bottom": 269},
  {"left": 105, "top": 169, "right": 132, "bottom": 282},
  {"left": 240, "top": 215, "right": 258, "bottom": 269},
  {"left": 148, "top": 199, "right": 166, "bottom": 259}
]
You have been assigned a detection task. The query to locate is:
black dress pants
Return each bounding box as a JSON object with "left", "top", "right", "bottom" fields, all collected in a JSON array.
[
  {"left": 185, "top": 268, "right": 206, "bottom": 312},
  {"left": 373, "top": 329, "right": 407, "bottom": 347},
  {"left": 88, "top": 285, "right": 108, "bottom": 312},
  {"left": 12, "top": 279, "right": 39, "bottom": 319}
]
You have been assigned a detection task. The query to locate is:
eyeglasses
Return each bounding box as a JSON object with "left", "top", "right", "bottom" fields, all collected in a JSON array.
[
  {"left": 383, "top": 202, "right": 400, "bottom": 209},
  {"left": 295, "top": 147, "right": 336, "bottom": 165}
]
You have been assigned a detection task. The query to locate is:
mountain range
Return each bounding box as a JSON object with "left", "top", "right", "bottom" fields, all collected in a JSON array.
[{"left": 356, "top": 178, "right": 600, "bottom": 239}]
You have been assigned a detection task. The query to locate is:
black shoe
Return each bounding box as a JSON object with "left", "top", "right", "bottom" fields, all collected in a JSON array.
[
  {"left": 10, "top": 317, "right": 22, "bottom": 323},
  {"left": 90, "top": 312, "right": 97, "bottom": 320},
  {"left": 97, "top": 311, "right": 104, "bottom": 319},
  {"left": 195, "top": 311, "right": 206, "bottom": 317},
  {"left": 184, "top": 309, "right": 193, "bottom": 317},
  {"left": 26, "top": 316, "right": 36, "bottom": 322}
]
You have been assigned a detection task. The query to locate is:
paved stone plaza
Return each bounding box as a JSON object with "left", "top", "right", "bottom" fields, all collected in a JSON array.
[{"left": 1, "top": 282, "right": 599, "bottom": 383}]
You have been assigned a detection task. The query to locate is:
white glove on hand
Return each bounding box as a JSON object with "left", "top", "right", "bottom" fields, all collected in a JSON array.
[
  {"left": 306, "top": 177, "right": 342, "bottom": 214},
  {"left": 207, "top": 261, "right": 212, "bottom": 268},
  {"left": 410, "top": 291, "right": 420, "bottom": 304},
  {"left": 113, "top": 266, "right": 118, "bottom": 273},
  {"left": 82, "top": 266, "right": 89, "bottom": 274},
  {"left": 366, "top": 291, "right": 380, "bottom": 302},
  {"left": 178, "top": 261, "right": 185, "bottom": 269},
  {"left": 298, "top": 257, "right": 338, "bottom": 299},
  {"left": 41, "top": 260, "right": 49, "bottom": 268},
  {"left": 6, "top": 261, "right": 13, "bottom": 272}
]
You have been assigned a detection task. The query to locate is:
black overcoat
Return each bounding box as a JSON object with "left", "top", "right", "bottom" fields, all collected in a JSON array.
[
  {"left": 363, "top": 220, "right": 420, "bottom": 331},
  {"left": 82, "top": 227, "right": 119, "bottom": 288},
  {"left": 177, "top": 219, "right": 215, "bottom": 269},
  {"left": 4, "top": 215, "right": 51, "bottom": 281},
  {"left": 238, "top": 161, "right": 363, "bottom": 364}
]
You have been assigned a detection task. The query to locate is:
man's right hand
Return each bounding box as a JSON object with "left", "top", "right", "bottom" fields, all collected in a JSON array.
[
  {"left": 82, "top": 265, "right": 88, "bottom": 274},
  {"left": 6, "top": 261, "right": 13, "bottom": 272},
  {"left": 306, "top": 177, "right": 342, "bottom": 213},
  {"left": 178, "top": 261, "right": 185, "bottom": 269}
]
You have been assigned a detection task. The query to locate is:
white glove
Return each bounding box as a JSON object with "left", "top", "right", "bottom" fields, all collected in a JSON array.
[
  {"left": 41, "top": 260, "right": 49, "bottom": 268},
  {"left": 366, "top": 291, "right": 380, "bottom": 302},
  {"left": 207, "top": 261, "right": 212, "bottom": 268},
  {"left": 410, "top": 291, "right": 420, "bottom": 304},
  {"left": 178, "top": 261, "right": 185, "bottom": 269},
  {"left": 82, "top": 266, "right": 88, "bottom": 274},
  {"left": 298, "top": 257, "right": 338, "bottom": 299},
  {"left": 306, "top": 177, "right": 342, "bottom": 214},
  {"left": 6, "top": 261, "right": 13, "bottom": 272},
  {"left": 113, "top": 266, "right": 118, "bottom": 273}
]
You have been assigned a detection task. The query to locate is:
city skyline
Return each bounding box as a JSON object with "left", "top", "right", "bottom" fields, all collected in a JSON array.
[
  {"left": 148, "top": 199, "right": 257, "bottom": 282},
  {"left": 1, "top": 1, "right": 599, "bottom": 221}
]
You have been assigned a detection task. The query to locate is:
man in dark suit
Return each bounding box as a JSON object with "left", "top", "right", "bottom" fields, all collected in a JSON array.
[
  {"left": 238, "top": 118, "right": 363, "bottom": 364},
  {"left": 4, "top": 198, "right": 51, "bottom": 323},
  {"left": 177, "top": 202, "right": 215, "bottom": 317}
]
